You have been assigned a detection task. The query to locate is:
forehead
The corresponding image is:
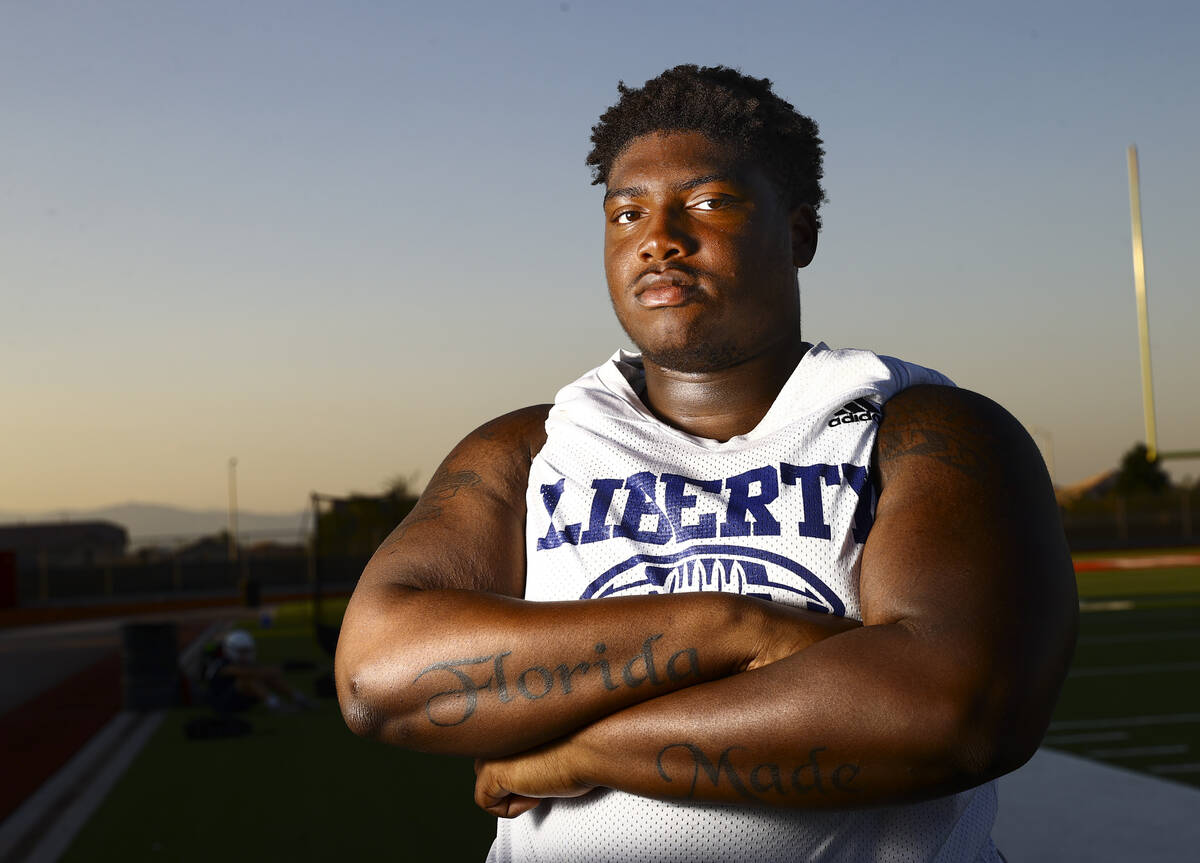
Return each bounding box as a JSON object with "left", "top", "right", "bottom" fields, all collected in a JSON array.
[{"left": 606, "top": 131, "right": 759, "bottom": 193}]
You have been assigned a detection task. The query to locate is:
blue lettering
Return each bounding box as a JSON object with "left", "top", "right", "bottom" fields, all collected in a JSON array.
[
  {"left": 780, "top": 463, "right": 840, "bottom": 539},
  {"left": 537, "top": 462, "right": 870, "bottom": 552},
  {"left": 536, "top": 478, "right": 580, "bottom": 550},
  {"left": 841, "top": 464, "right": 875, "bottom": 543},
  {"left": 614, "top": 472, "right": 672, "bottom": 544},
  {"left": 662, "top": 473, "right": 721, "bottom": 541},
  {"left": 580, "top": 478, "right": 623, "bottom": 544},
  {"left": 721, "top": 466, "right": 781, "bottom": 537}
]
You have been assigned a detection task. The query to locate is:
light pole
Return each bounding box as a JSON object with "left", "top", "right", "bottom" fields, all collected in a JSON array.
[{"left": 227, "top": 457, "right": 239, "bottom": 562}]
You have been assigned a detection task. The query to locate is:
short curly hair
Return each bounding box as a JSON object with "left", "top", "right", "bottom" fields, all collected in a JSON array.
[{"left": 586, "top": 64, "right": 826, "bottom": 228}]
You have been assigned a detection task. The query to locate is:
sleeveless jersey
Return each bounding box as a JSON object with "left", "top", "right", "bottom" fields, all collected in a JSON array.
[{"left": 489, "top": 342, "right": 1001, "bottom": 863}]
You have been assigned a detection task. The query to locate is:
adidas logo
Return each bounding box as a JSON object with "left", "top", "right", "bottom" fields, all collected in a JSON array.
[{"left": 827, "top": 398, "right": 881, "bottom": 427}]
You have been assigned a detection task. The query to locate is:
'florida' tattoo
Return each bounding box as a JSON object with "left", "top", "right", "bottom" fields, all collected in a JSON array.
[
  {"left": 413, "top": 634, "right": 701, "bottom": 726},
  {"left": 656, "top": 743, "right": 861, "bottom": 801}
]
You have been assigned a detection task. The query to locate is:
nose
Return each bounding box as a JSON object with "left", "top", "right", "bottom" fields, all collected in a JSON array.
[{"left": 637, "top": 208, "right": 695, "bottom": 262}]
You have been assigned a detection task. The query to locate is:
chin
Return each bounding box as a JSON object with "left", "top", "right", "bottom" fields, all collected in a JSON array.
[{"left": 636, "top": 340, "right": 748, "bottom": 374}]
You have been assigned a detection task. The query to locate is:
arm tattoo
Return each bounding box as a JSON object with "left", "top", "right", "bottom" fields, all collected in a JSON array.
[
  {"left": 656, "top": 742, "right": 861, "bottom": 801},
  {"left": 388, "top": 466, "right": 482, "bottom": 541},
  {"left": 876, "top": 390, "right": 1004, "bottom": 485},
  {"left": 414, "top": 634, "right": 702, "bottom": 726},
  {"left": 876, "top": 423, "right": 988, "bottom": 483}
]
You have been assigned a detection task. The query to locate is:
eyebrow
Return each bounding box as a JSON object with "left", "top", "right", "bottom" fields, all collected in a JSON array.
[{"left": 603, "top": 173, "right": 735, "bottom": 203}]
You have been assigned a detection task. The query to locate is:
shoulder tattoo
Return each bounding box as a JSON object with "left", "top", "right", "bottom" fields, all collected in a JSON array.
[
  {"left": 876, "top": 389, "right": 1006, "bottom": 485},
  {"left": 389, "top": 465, "right": 482, "bottom": 540}
]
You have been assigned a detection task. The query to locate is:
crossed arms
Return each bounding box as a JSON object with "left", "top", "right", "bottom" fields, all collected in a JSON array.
[{"left": 334, "top": 385, "right": 1077, "bottom": 817}]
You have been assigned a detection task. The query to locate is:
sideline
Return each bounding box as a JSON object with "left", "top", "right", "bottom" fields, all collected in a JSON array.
[
  {"left": 994, "top": 746, "right": 1200, "bottom": 861},
  {"left": 0, "top": 620, "right": 224, "bottom": 863},
  {"left": 0, "top": 711, "right": 164, "bottom": 863}
]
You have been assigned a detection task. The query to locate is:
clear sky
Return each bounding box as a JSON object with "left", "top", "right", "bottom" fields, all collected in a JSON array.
[{"left": 3, "top": 0, "right": 1197, "bottom": 513}]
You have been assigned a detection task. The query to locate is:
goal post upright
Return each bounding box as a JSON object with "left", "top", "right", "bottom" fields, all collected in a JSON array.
[{"left": 1127, "top": 145, "right": 1158, "bottom": 462}]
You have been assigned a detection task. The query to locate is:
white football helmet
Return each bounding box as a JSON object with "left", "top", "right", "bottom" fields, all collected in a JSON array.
[{"left": 223, "top": 629, "right": 257, "bottom": 664}]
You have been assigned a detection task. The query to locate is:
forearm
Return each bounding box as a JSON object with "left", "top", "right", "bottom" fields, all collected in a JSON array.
[
  {"left": 487, "top": 621, "right": 1033, "bottom": 812},
  {"left": 337, "top": 582, "right": 854, "bottom": 758},
  {"left": 477, "top": 387, "right": 1078, "bottom": 815}
]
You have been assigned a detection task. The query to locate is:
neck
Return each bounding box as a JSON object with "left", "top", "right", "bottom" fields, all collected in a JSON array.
[{"left": 640, "top": 336, "right": 811, "bottom": 441}]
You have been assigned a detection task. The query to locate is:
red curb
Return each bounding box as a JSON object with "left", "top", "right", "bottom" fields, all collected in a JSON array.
[
  {"left": 0, "top": 590, "right": 348, "bottom": 630},
  {"left": 0, "top": 651, "right": 121, "bottom": 823},
  {"left": 1074, "top": 554, "right": 1200, "bottom": 572},
  {"left": 0, "top": 622, "right": 207, "bottom": 824}
]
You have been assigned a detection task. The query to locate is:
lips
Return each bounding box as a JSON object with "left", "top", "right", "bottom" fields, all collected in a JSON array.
[{"left": 634, "top": 270, "right": 699, "bottom": 308}]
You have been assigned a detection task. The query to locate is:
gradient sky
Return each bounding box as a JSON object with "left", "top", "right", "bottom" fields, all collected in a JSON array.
[{"left": 3, "top": 0, "right": 1197, "bottom": 513}]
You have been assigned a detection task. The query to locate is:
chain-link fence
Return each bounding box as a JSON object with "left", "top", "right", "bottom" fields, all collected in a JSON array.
[{"left": 1061, "top": 488, "right": 1198, "bottom": 550}]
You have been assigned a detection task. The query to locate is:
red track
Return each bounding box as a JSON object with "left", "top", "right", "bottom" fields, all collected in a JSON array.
[
  {"left": 0, "top": 621, "right": 206, "bottom": 824},
  {"left": 1074, "top": 553, "right": 1200, "bottom": 572}
]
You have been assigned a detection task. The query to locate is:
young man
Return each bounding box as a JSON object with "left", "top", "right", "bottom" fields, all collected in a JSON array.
[
  {"left": 205, "top": 629, "right": 313, "bottom": 713},
  {"left": 335, "top": 65, "right": 1077, "bottom": 862}
]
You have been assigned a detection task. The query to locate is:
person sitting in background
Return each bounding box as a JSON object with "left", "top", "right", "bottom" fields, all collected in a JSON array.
[{"left": 204, "top": 629, "right": 313, "bottom": 714}]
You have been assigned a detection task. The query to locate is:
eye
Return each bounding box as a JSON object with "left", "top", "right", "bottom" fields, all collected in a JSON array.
[
  {"left": 691, "top": 197, "right": 729, "bottom": 211},
  {"left": 612, "top": 209, "right": 642, "bottom": 224}
]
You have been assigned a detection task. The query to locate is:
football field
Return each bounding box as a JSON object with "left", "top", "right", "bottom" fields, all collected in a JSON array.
[
  {"left": 59, "top": 600, "right": 498, "bottom": 862},
  {"left": 1048, "top": 550, "right": 1200, "bottom": 788},
  {"left": 54, "top": 550, "right": 1200, "bottom": 860}
]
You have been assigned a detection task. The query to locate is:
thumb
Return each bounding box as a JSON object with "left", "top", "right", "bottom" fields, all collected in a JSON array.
[{"left": 475, "top": 769, "right": 543, "bottom": 818}]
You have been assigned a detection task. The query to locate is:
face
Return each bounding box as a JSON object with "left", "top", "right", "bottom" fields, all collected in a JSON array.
[{"left": 603, "top": 131, "right": 816, "bottom": 373}]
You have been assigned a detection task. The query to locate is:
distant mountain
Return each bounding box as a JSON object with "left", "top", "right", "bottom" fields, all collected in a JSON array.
[{"left": 0, "top": 502, "right": 308, "bottom": 547}]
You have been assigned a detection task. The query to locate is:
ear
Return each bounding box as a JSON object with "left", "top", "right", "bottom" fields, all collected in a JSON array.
[{"left": 790, "top": 204, "right": 818, "bottom": 268}]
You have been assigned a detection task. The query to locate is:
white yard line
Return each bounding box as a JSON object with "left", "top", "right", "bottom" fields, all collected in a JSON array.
[
  {"left": 1078, "top": 600, "right": 1135, "bottom": 612},
  {"left": 1043, "top": 731, "right": 1130, "bottom": 746},
  {"left": 1049, "top": 713, "right": 1200, "bottom": 731},
  {"left": 1079, "top": 630, "right": 1200, "bottom": 644},
  {"left": 1068, "top": 661, "right": 1200, "bottom": 678},
  {"left": 0, "top": 711, "right": 164, "bottom": 863},
  {"left": 1086, "top": 744, "right": 1189, "bottom": 759},
  {"left": 1148, "top": 763, "right": 1200, "bottom": 776}
]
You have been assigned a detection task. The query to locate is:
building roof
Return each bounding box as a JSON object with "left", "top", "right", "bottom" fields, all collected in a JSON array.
[{"left": 0, "top": 521, "right": 129, "bottom": 553}]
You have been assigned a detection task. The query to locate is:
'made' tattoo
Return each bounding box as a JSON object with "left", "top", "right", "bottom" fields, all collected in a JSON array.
[
  {"left": 656, "top": 743, "right": 861, "bottom": 802},
  {"left": 414, "top": 634, "right": 701, "bottom": 726}
]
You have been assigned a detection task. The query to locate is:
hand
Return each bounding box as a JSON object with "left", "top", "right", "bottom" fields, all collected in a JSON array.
[
  {"left": 746, "top": 600, "right": 862, "bottom": 672},
  {"left": 474, "top": 738, "right": 593, "bottom": 818}
]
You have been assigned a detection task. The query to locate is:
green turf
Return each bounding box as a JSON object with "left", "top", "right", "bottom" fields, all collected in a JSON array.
[
  {"left": 63, "top": 570, "right": 1200, "bottom": 859},
  {"left": 1075, "top": 565, "right": 1200, "bottom": 598},
  {"left": 267, "top": 596, "right": 349, "bottom": 628},
  {"left": 1071, "top": 546, "right": 1200, "bottom": 561},
  {"left": 61, "top": 603, "right": 497, "bottom": 862},
  {"left": 1048, "top": 597, "right": 1200, "bottom": 788}
]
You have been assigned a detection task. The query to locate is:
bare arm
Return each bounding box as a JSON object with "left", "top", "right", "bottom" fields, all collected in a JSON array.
[
  {"left": 335, "top": 406, "right": 858, "bottom": 758},
  {"left": 475, "top": 386, "right": 1078, "bottom": 813}
]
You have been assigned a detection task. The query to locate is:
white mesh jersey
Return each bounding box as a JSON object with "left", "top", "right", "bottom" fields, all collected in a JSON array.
[{"left": 488, "top": 342, "right": 1001, "bottom": 863}]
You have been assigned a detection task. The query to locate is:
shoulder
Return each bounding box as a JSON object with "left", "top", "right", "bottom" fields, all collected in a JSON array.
[
  {"left": 470, "top": 404, "right": 552, "bottom": 462},
  {"left": 369, "top": 404, "right": 552, "bottom": 593},
  {"left": 874, "top": 385, "right": 1048, "bottom": 508},
  {"left": 416, "top": 404, "right": 552, "bottom": 517},
  {"left": 443, "top": 405, "right": 552, "bottom": 502}
]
